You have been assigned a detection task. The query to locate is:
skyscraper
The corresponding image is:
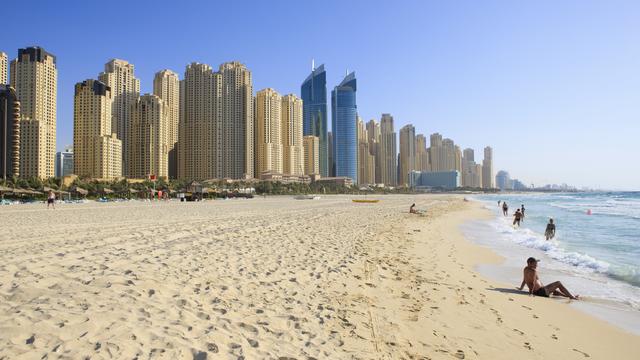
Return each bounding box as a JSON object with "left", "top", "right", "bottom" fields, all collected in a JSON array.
[
  {"left": 0, "top": 85, "right": 20, "bottom": 179},
  {"left": 153, "top": 70, "right": 180, "bottom": 179},
  {"left": 378, "top": 113, "right": 397, "bottom": 186},
  {"left": 219, "top": 61, "right": 253, "bottom": 179},
  {"left": 399, "top": 124, "right": 416, "bottom": 186},
  {"left": 301, "top": 63, "right": 328, "bottom": 176},
  {"left": 415, "top": 134, "right": 429, "bottom": 171},
  {"left": 178, "top": 61, "right": 254, "bottom": 180},
  {"left": 73, "top": 79, "right": 121, "bottom": 179},
  {"left": 366, "top": 119, "right": 380, "bottom": 184},
  {"left": 0, "top": 52, "right": 7, "bottom": 84},
  {"left": 483, "top": 146, "right": 494, "bottom": 189},
  {"left": 98, "top": 59, "right": 140, "bottom": 176},
  {"left": 281, "top": 94, "right": 304, "bottom": 175},
  {"left": 129, "top": 94, "right": 169, "bottom": 178},
  {"left": 428, "top": 133, "right": 458, "bottom": 173},
  {"left": 255, "top": 88, "right": 283, "bottom": 175},
  {"left": 10, "top": 47, "right": 57, "bottom": 178},
  {"left": 356, "top": 116, "right": 375, "bottom": 185},
  {"left": 327, "top": 131, "right": 334, "bottom": 177},
  {"left": 461, "top": 148, "right": 482, "bottom": 187},
  {"left": 331, "top": 72, "right": 358, "bottom": 182},
  {"left": 303, "top": 135, "right": 319, "bottom": 175}
]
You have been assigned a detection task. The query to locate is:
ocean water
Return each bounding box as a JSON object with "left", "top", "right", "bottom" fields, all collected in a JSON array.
[{"left": 465, "top": 192, "right": 640, "bottom": 333}]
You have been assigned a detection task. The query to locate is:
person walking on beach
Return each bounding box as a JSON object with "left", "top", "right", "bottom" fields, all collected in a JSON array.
[
  {"left": 513, "top": 209, "right": 523, "bottom": 227},
  {"left": 545, "top": 218, "right": 556, "bottom": 240},
  {"left": 518, "top": 257, "right": 579, "bottom": 299},
  {"left": 502, "top": 201, "right": 509, "bottom": 216},
  {"left": 47, "top": 190, "right": 55, "bottom": 209}
]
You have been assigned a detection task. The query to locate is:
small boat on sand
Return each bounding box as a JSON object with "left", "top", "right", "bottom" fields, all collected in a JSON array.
[{"left": 352, "top": 199, "right": 380, "bottom": 203}]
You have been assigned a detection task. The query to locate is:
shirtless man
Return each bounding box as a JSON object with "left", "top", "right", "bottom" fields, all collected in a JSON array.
[{"left": 518, "top": 257, "right": 579, "bottom": 299}]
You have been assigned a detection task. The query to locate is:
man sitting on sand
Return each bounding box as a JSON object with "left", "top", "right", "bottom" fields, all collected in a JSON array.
[
  {"left": 409, "top": 203, "right": 418, "bottom": 214},
  {"left": 518, "top": 257, "right": 579, "bottom": 299},
  {"left": 545, "top": 218, "right": 556, "bottom": 240}
]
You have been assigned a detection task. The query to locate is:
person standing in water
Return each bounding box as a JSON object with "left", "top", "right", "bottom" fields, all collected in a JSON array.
[
  {"left": 502, "top": 201, "right": 509, "bottom": 216},
  {"left": 513, "top": 209, "right": 523, "bottom": 227},
  {"left": 520, "top": 204, "right": 526, "bottom": 222},
  {"left": 545, "top": 218, "right": 556, "bottom": 240}
]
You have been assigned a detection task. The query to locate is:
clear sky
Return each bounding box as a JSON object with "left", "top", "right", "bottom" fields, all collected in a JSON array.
[{"left": 2, "top": 0, "right": 639, "bottom": 189}]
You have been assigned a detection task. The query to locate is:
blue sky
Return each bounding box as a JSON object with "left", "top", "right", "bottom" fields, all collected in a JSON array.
[{"left": 2, "top": 0, "right": 639, "bottom": 189}]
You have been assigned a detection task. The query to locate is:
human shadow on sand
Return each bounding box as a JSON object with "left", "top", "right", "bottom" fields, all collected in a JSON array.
[{"left": 487, "top": 287, "right": 529, "bottom": 295}]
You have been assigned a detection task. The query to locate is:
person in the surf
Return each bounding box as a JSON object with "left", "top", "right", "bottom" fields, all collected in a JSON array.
[
  {"left": 518, "top": 257, "right": 579, "bottom": 299},
  {"left": 545, "top": 218, "right": 556, "bottom": 240},
  {"left": 521, "top": 204, "right": 525, "bottom": 220},
  {"left": 513, "top": 209, "right": 523, "bottom": 227},
  {"left": 502, "top": 201, "right": 508, "bottom": 216}
]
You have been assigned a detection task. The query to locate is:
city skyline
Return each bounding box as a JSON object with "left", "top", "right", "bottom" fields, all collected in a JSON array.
[{"left": 2, "top": 1, "right": 638, "bottom": 189}]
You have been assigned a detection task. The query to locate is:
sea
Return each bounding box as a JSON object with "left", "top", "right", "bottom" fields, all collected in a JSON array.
[{"left": 464, "top": 192, "right": 640, "bottom": 334}]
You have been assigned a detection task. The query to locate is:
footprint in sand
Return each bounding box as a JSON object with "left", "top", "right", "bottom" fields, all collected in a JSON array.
[
  {"left": 455, "top": 350, "right": 465, "bottom": 359},
  {"left": 572, "top": 348, "right": 590, "bottom": 357}
]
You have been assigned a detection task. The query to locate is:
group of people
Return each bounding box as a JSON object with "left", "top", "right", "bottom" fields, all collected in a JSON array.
[{"left": 498, "top": 200, "right": 555, "bottom": 240}]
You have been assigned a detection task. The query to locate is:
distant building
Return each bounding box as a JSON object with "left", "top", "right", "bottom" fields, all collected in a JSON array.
[
  {"left": 255, "top": 88, "right": 283, "bottom": 175},
  {"left": 303, "top": 135, "right": 319, "bottom": 175},
  {"left": 327, "top": 131, "right": 334, "bottom": 176},
  {"left": 316, "top": 176, "right": 353, "bottom": 187},
  {"left": 378, "top": 113, "right": 397, "bottom": 186},
  {"left": 259, "top": 170, "right": 310, "bottom": 184},
  {"left": 177, "top": 61, "right": 254, "bottom": 180},
  {"left": 415, "top": 134, "right": 429, "bottom": 171},
  {"left": 399, "top": 124, "right": 416, "bottom": 186},
  {"left": 356, "top": 116, "right": 375, "bottom": 185},
  {"left": 482, "top": 146, "right": 494, "bottom": 189},
  {"left": 461, "top": 148, "right": 482, "bottom": 187},
  {"left": 129, "top": 94, "right": 170, "bottom": 178},
  {"left": 281, "top": 94, "right": 304, "bottom": 175},
  {"left": 495, "top": 170, "right": 511, "bottom": 190},
  {"left": 98, "top": 59, "right": 140, "bottom": 176},
  {"left": 153, "top": 69, "right": 180, "bottom": 179},
  {"left": 331, "top": 71, "right": 358, "bottom": 183},
  {"left": 11, "top": 47, "right": 58, "bottom": 178},
  {"left": 73, "top": 79, "right": 122, "bottom": 179},
  {"left": 301, "top": 63, "right": 328, "bottom": 176},
  {"left": 55, "top": 146, "right": 73, "bottom": 177},
  {"left": 410, "top": 170, "right": 461, "bottom": 190},
  {"left": 512, "top": 179, "right": 528, "bottom": 191},
  {"left": 0, "top": 85, "right": 20, "bottom": 179},
  {"left": 0, "top": 52, "right": 7, "bottom": 84}
]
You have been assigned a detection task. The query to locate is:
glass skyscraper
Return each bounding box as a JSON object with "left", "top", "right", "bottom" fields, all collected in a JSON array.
[
  {"left": 301, "top": 64, "right": 328, "bottom": 176},
  {"left": 331, "top": 72, "right": 358, "bottom": 183}
]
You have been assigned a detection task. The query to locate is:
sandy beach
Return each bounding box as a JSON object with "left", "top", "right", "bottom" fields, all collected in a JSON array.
[{"left": 0, "top": 195, "right": 637, "bottom": 359}]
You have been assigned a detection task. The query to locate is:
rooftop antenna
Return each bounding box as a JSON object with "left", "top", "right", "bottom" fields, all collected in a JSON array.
[{"left": 312, "top": 59, "right": 315, "bottom": 71}]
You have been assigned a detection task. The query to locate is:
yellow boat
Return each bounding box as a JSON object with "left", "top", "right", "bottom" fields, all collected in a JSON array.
[{"left": 352, "top": 199, "right": 380, "bottom": 203}]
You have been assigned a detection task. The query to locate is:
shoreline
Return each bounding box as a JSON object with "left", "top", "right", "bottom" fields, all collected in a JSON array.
[{"left": 411, "top": 198, "right": 639, "bottom": 358}]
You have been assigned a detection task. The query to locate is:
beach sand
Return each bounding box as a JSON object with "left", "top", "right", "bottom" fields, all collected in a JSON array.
[{"left": 0, "top": 195, "right": 637, "bottom": 359}]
